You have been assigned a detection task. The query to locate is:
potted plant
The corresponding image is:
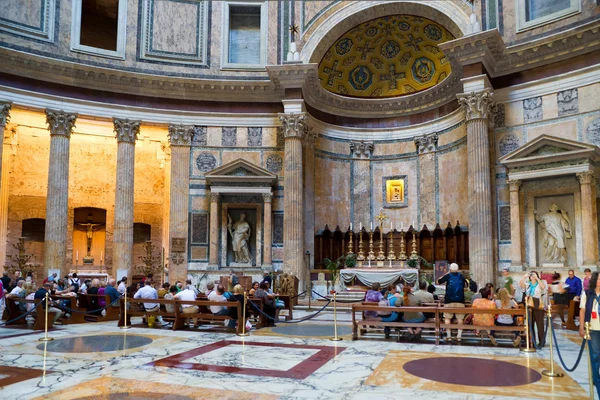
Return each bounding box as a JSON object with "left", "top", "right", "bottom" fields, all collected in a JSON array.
[
  {"left": 345, "top": 253, "right": 357, "bottom": 268},
  {"left": 323, "top": 255, "right": 344, "bottom": 292}
]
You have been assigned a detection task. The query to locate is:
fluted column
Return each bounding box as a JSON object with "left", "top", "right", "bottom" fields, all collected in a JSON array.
[
  {"left": 44, "top": 110, "right": 77, "bottom": 276},
  {"left": 279, "top": 113, "right": 305, "bottom": 286},
  {"left": 458, "top": 90, "right": 495, "bottom": 285},
  {"left": 0, "top": 103, "right": 12, "bottom": 270},
  {"left": 112, "top": 118, "right": 141, "bottom": 278},
  {"left": 0, "top": 103, "right": 11, "bottom": 191},
  {"left": 168, "top": 125, "right": 193, "bottom": 283},
  {"left": 577, "top": 171, "right": 598, "bottom": 268},
  {"left": 507, "top": 180, "right": 523, "bottom": 268},
  {"left": 263, "top": 192, "right": 273, "bottom": 268},
  {"left": 208, "top": 192, "right": 220, "bottom": 267}
]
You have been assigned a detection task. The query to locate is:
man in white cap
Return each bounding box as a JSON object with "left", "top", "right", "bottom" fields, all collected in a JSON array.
[{"left": 437, "top": 263, "right": 466, "bottom": 342}]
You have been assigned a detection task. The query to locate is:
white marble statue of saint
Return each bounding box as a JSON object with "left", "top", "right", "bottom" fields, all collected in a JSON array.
[
  {"left": 228, "top": 213, "right": 252, "bottom": 263},
  {"left": 534, "top": 203, "right": 572, "bottom": 264}
]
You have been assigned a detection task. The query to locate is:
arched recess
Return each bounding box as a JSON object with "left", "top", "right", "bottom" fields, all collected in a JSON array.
[
  {"left": 73, "top": 207, "right": 107, "bottom": 266},
  {"left": 302, "top": 0, "right": 470, "bottom": 64}
]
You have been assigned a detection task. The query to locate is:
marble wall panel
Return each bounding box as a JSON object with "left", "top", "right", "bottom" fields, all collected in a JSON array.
[
  {"left": 504, "top": 101, "right": 524, "bottom": 126},
  {"left": 191, "top": 149, "right": 219, "bottom": 176},
  {"left": 221, "top": 150, "right": 260, "bottom": 166},
  {"left": 523, "top": 97, "right": 543, "bottom": 123},
  {"left": 191, "top": 212, "right": 208, "bottom": 244},
  {"left": 578, "top": 83, "right": 600, "bottom": 114},
  {"left": 498, "top": 205, "right": 511, "bottom": 241},
  {"left": 497, "top": 132, "right": 521, "bottom": 157},
  {"left": 0, "top": 0, "right": 44, "bottom": 28},
  {"left": 191, "top": 246, "right": 208, "bottom": 260},
  {"left": 191, "top": 195, "right": 209, "bottom": 211},
  {"left": 301, "top": 1, "right": 336, "bottom": 30},
  {"left": 372, "top": 140, "right": 416, "bottom": 156},
  {"left": 317, "top": 137, "right": 351, "bottom": 156},
  {"left": 264, "top": 152, "right": 284, "bottom": 175},
  {"left": 314, "top": 157, "right": 350, "bottom": 229},
  {"left": 437, "top": 145, "right": 468, "bottom": 224},
  {"left": 558, "top": 88, "right": 579, "bottom": 116},
  {"left": 273, "top": 213, "right": 284, "bottom": 244},
  {"left": 247, "top": 127, "right": 263, "bottom": 147},
  {"left": 8, "top": 128, "right": 50, "bottom": 198},
  {"left": 192, "top": 126, "right": 207, "bottom": 146},
  {"left": 542, "top": 94, "right": 557, "bottom": 120},
  {"left": 437, "top": 124, "right": 466, "bottom": 147},
  {"left": 352, "top": 160, "right": 370, "bottom": 227},
  {"left": 207, "top": 127, "right": 221, "bottom": 147},
  {"left": 222, "top": 127, "right": 237, "bottom": 146},
  {"left": 585, "top": 115, "right": 600, "bottom": 146},
  {"left": 527, "top": 119, "right": 577, "bottom": 141},
  {"left": 236, "top": 127, "right": 249, "bottom": 147},
  {"left": 418, "top": 152, "right": 436, "bottom": 228},
  {"left": 371, "top": 159, "right": 418, "bottom": 226},
  {"left": 493, "top": 103, "right": 506, "bottom": 128},
  {"left": 262, "top": 127, "right": 278, "bottom": 148},
  {"left": 151, "top": 0, "right": 200, "bottom": 55}
]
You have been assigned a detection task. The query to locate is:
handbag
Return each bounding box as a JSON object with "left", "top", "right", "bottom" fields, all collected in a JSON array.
[
  {"left": 377, "top": 298, "right": 391, "bottom": 316},
  {"left": 527, "top": 296, "right": 544, "bottom": 310}
]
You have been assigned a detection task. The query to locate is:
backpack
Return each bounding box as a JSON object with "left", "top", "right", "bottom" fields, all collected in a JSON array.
[
  {"left": 69, "top": 278, "right": 80, "bottom": 293},
  {"left": 445, "top": 273, "right": 465, "bottom": 303}
]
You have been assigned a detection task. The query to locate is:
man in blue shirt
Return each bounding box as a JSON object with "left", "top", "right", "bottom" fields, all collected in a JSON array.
[
  {"left": 105, "top": 278, "right": 121, "bottom": 307},
  {"left": 565, "top": 269, "right": 582, "bottom": 302}
]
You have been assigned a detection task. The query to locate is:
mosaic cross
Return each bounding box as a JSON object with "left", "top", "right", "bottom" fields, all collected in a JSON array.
[
  {"left": 404, "top": 34, "right": 423, "bottom": 52},
  {"left": 323, "top": 60, "right": 343, "bottom": 87},
  {"left": 357, "top": 41, "right": 375, "bottom": 60},
  {"left": 380, "top": 64, "right": 405, "bottom": 90}
]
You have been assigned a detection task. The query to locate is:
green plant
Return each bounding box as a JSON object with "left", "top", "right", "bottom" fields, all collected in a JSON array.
[
  {"left": 345, "top": 253, "right": 357, "bottom": 268},
  {"left": 323, "top": 255, "right": 344, "bottom": 284},
  {"left": 406, "top": 256, "right": 433, "bottom": 269}
]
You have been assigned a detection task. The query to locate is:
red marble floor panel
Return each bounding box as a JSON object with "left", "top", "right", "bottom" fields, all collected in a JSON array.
[
  {"left": 146, "top": 340, "right": 345, "bottom": 380},
  {"left": 0, "top": 365, "right": 53, "bottom": 387}
]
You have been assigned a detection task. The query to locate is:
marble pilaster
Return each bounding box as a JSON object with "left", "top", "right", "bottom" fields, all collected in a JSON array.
[
  {"left": 44, "top": 109, "right": 77, "bottom": 276},
  {"left": 458, "top": 90, "right": 495, "bottom": 285},
  {"left": 0, "top": 103, "right": 11, "bottom": 191},
  {"left": 350, "top": 141, "right": 373, "bottom": 229},
  {"left": 112, "top": 118, "right": 141, "bottom": 279},
  {"left": 263, "top": 192, "right": 273, "bottom": 268},
  {"left": 208, "top": 192, "right": 220, "bottom": 267},
  {"left": 168, "top": 125, "right": 193, "bottom": 283},
  {"left": 576, "top": 171, "right": 598, "bottom": 268},
  {"left": 0, "top": 120, "right": 13, "bottom": 270},
  {"left": 415, "top": 133, "right": 438, "bottom": 227},
  {"left": 279, "top": 113, "right": 305, "bottom": 287},
  {"left": 303, "top": 127, "right": 317, "bottom": 272},
  {"left": 507, "top": 180, "right": 523, "bottom": 268}
]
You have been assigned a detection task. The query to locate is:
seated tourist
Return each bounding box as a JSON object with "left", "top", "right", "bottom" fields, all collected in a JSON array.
[
  {"left": 97, "top": 281, "right": 107, "bottom": 309},
  {"left": 208, "top": 285, "right": 228, "bottom": 316},
  {"left": 134, "top": 280, "right": 165, "bottom": 326},
  {"left": 226, "top": 284, "right": 245, "bottom": 329},
  {"left": 414, "top": 281, "right": 436, "bottom": 319},
  {"left": 158, "top": 282, "right": 170, "bottom": 298},
  {"left": 117, "top": 277, "right": 128, "bottom": 295},
  {"left": 87, "top": 279, "right": 102, "bottom": 315},
  {"left": 174, "top": 284, "right": 198, "bottom": 326},
  {"left": 34, "top": 282, "right": 62, "bottom": 324},
  {"left": 494, "top": 288, "right": 521, "bottom": 347},
  {"left": 185, "top": 279, "right": 199, "bottom": 296},
  {"left": 175, "top": 281, "right": 183, "bottom": 292},
  {"left": 79, "top": 279, "right": 90, "bottom": 294},
  {"left": 9, "top": 280, "right": 24, "bottom": 297},
  {"left": 17, "top": 282, "right": 35, "bottom": 312},
  {"left": 68, "top": 273, "right": 81, "bottom": 293},
  {"left": 105, "top": 279, "right": 120, "bottom": 307},
  {"left": 380, "top": 285, "right": 402, "bottom": 337},
  {"left": 464, "top": 280, "right": 476, "bottom": 303},
  {"left": 254, "top": 282, "right": 276, "bottom": 326},
  {"left": 472, "top": 287, "right": 498, "bottom": 345},
  {"left": 264, "top": 281, "right": 285, "bottom": 310},
  {"left": 364, "top": 282, "right": 384, "bottom": 320},
  {"left": 427, "top": 284, "right": 439, "bottom": 301},
  {"left": 249, "top": 281, "right": 259, "bottom": 296},
  {"left": 164, "top": 286, "right": 178, "bottom": 314},
  {"left": 401, "top": 286, "right": 426, "bottom": 341},
  {"left": 205, "top": 281, "right": 215, "bottom": 298}
]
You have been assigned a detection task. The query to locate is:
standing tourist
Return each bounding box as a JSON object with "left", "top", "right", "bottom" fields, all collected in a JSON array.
[
  {"left": 519, "top": 271, "right": 547, "bottom": 347},
  {"left": 437, "top": 263, "right": 466, "bottom": 342},
  {"left": 580, "top": 271, "right": 600, "bottom": 399}
]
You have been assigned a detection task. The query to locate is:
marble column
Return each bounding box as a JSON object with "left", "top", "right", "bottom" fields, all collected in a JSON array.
[
  {"left": 263, "top": 192, "right": 273, "bottom": 268},
  {"left": 0, "top": 104, "right": 12, "bottom": 270},
  {"left": 0, "top": 103, "right": 11, "bottom": 190},
  {"left": 507, "top": 180, "right": 523, "bottom": 268},
  {"left": 168, "top": 125, "right": 193, "bottom": 283},
  {"left": 44, "top": 109, "right": 77, "bottom": 277},
  {"left": 458, "top": 90, "right": 495, "bottom": 285},
  {"left": 279, "top": 113, "right": 305, "bottom": 286},
  {"left": 208, "top": 192, "right": 220, "bottom": 268},
  {"left": 112, "top": 118, "right": 141, "bottom": 279},
  {"left": 577, "top": 171, "right": 599, "bottom": 268},
  {"left": 303, "top": 127, "right": 317, "bottom": 274}
]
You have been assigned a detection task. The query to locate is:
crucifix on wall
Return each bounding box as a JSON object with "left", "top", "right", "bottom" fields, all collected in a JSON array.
[{"left": 75, "top": 214, "right": 105, "bottom": 263}]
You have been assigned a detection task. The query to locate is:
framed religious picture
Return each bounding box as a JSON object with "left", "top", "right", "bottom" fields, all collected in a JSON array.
[
  {"left": 383, "top": 175, "right": 408, "bottom": 208},
  {"left": 171, "top": 237, "right": 186, "bottom": 253},
  {"left": 434, "top": 260, "right": 448, "bottom": 280}
]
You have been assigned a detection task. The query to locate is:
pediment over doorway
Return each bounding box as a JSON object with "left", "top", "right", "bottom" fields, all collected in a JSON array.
[{"left": 205, "top": 158, "right": 277, "bottom": 186}]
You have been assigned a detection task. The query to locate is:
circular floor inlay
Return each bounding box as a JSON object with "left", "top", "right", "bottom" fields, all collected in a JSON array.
[
  {"left": 74, "top": 393, "right": 192, "bottom": 400},
  {"left": 270, "top": 324, "right": 352, "bottom": 337},
  {"left": 36, "top": 335, "right": 153, "bottom": 353},
  {"left": 403, "top": 357, "right": 542, "bottom": 387}
]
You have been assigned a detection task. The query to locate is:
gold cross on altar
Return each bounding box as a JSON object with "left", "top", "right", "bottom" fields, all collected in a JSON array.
[{"left": 375, "top": 208, "right": 388, "bottom": 227}]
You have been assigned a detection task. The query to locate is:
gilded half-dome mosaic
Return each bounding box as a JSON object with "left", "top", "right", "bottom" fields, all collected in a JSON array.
[{"left": 318, "top": 15, "right": 454, "bottom": 98}]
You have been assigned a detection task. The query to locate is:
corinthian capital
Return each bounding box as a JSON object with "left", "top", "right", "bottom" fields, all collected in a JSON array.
[
  {"left": 507, "top": 180, "right": 522, "bottom": 192},
  {"left": 0, "top": 102, "right": 12, "bottom": 126},
  {"left": 262, "top": 192, "right": 273, "bottom": 203},
  {"left": 278, "top": 113, "right": 306, "bottom": 140},
  {"left": 414, "top": 132, "right": 439, "bottom": 154},
  {"left": 303, "top": 126, "right": 318, "bottom": 149},
  {"left": 210, "top": 192, "right": 220, "bottom": 203},
  {"left": 458, "top": 90, "right": 495, "bottom": 121},
  {"left": 45, "top": 109, "right": 77, "bottom": 137},
  {"left": 113, "top": 118, "right": 141, "bottom": 144},
  {"left": 168, "top": 124, "right": 193, "bottom": 146},
  {"left": 350, "top": 141, "right": 374, "bottom": 159},
  {"left": 577, "top": 171, "right": 595, "bottom": 185}
]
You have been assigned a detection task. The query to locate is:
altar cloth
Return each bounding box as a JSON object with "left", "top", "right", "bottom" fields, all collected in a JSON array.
[{"left": 340, "top": 268, "right": 419, "bottom": 288}]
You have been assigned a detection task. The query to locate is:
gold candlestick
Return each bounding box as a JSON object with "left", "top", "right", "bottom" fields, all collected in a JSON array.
[
  {"left": 410, "top": 229, "right": 418, "bottom": 259},
  {"left": 387, "top": 230, "right": 396, "bottom": 261},
  {"left": 357, "top": 230, "right": 365, "bottom": 261},
  {"left": 367, "top": 230, "right": 376, "bottom": 261},
  {"left": 399, "top": 230, "right": 407, "bottom": 261},
  {"left": 348, "top": 230, "right": 354, "bottom": 256}
]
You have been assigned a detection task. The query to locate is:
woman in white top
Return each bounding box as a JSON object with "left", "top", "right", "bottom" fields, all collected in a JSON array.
[{"left": 519, "top": 271, "right": 548, "bottom": 347}]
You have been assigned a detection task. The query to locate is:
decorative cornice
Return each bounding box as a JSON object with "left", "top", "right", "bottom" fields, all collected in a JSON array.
[
  {"left": 349, "top": 141, "right": 374, "bottom": 159},
  {"left": 507, "top": 179, "right": 523, "bottom": 192},
  {"left": 45, "top": 109, "right": 77, "bottom": 137},
  {"left": 0, "top": 102, "right": 11, "bottom": 126},
  {"left": 414, "top": 132, "right": 439, "bottom": 154},
  {"left": 262, "top": 193, "right": 273, "bottom": 203},
  {"left": 113, "top": 118, "right": 141, "bottom": 144},
  {"left": 457, "top": 90, "right": 494, "bottom": 121},
  {"left": 168, "top": 124, "right": 193, "bottom": 146},
  {"left": 576, "top": 171, "right": 595, "bottom": 185},
  {"left": 279, "top": 113, "right": 306, "bottom": 140}
]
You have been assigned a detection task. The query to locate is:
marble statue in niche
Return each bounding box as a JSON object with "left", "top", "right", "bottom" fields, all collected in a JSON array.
[
  {"left": 534, "top": 203, "right": 572, "bottom": 264},
  {"left": 228, "top": 213, "right": 252, "bottom": 263}
]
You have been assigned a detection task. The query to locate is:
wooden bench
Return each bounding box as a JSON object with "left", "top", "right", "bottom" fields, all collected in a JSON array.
[
  {"left": 173, "top": 299, "right": 243, "bottom": 333},
  {"left": 4, "top": 297, "right": 56, "bottom": 330},
  {"left": 276, "top": 295, "right": 294, "bottom": 321},
  {"left": 439, "top": 306, "right": 526, "bottom": 343},
  {"left": 118, "top": 297, "right": 177, "bottom": 328},
  {"left": 79, "top": 293, "right": 120, "bottom": 321},
  {"left": 566, "top": 299, "right": 580, "bottom": 331},
  {"left": 50, "top": 295, "right": 86, "bottom": 324}
]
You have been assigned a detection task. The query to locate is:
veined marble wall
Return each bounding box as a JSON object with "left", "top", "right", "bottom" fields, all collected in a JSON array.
[{"left": 495, "top": 77, "right": 600, "bottom": 269}]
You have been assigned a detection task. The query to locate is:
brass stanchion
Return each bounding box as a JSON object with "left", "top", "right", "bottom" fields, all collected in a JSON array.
[
  {"left": 237, "top": 292, "right": 250, "bottom": 337},
  {"left": 329, "top": 291, "right": 342, "bottom": 341},
  {"left": 585, "top": 322, "right": 595, "bottom": 399},
  {"left": 120, "top": 290, "right": 131, "bottom": 330},
  {"left": 307, "top": 279, "right": 313, "bottom": 312},
  {"left": 38, "top": 292, "right": 54, "bottom": 342},
  {"left": 542, "top": 304, "right": 564, "bottom": 377},
  {"left": 521, "top": 296, "right": 536, "bottom": 353}
]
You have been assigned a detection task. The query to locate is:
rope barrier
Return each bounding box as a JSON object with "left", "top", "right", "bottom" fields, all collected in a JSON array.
[
  {"left": 311, "top": 290, "right": 365, "bottom": 303},
  {"left": 551, "top": 321, "right": 587, "bottom": 372},
  {"left": 288, "top": 290, "right": 307, "bottom": 300},
  {"left": 0, "top": 300, "right": 43, "bottom": 326},
  {"left": 56, "top": 295, "right": 121, "bottom": 315},
  {"left": 247, "top": 298, "right": 331, "bottom": 324}
]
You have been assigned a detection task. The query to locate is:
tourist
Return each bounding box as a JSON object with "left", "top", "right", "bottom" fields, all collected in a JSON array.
[
  {"left": 437, "top": 263, "right": 466, "bottom": 342},
  {"left": 519, "top": 271, "right": 547, "bottom": 347},
  {"left": 87, "top": 279, "right": 102, "bottom": 315},
  {"left": 249, "top": 281, "right": 259, "bottom": 296},
  {"left": 9, "top": 279, "right": 24, "bottom": 296},
  {"left": 134, "top": 280, "right": 164, "bottom": 326},
  {"left": 380, "top": 285, "right": 402, "bottom": 337},
  {"left": 494, "top": 288, "right": 521, "bottom": 347},
  {"left": 472, "top": 287, "right": 498, "bottom": 346},
  {"left": 105, "top": 279, "right": 120, "bottom": 307},
  {"left": 79, "top": 279, "right": 90, "bottom": 294},
  {"left": 175, "top": 283, "right": 198, "bottom": 326},
  {"left": 579, "top": 271, "right": 600, "bottom": 399},
  {"left": 427, "top": 284, "right": 439, "bottom": 301},
  {"left": 97, "top": 281, "right": 107, "bottom": 309},
  {"left": 463, "top": 279, "right": 475, "bottom": 303},
  {"left": 501, "top": 268, "right": 514, "bottom": 296},
  {"left": 17, "top": 282, "right": 35, "bottom": 312},
  {"left": 175, "top": 281, "right": 183, "bottom": 292},
  {"left": 365, "top": 282, "right": 384, "bottom": 320},
  {"left": 565, "top": 269, "right": 582, "bottom": 302},
  {"left": 550, "top": 272, "right": 568, "bottom": 326},
  {"left": 262, "top": 271, "right": 272, "bottom": 287},
  {"left": 34, "top": 282, "right": 62, "bottom": 324},
  {"left": 253, "top": 282, "right": 276, "bottom": 326},
  {"left": 401, "top": 286, "right": 426, "bottom": 341},
  {"left": 229, "top": 269, "right": 239, "bottom": 290},
  {"left": 68, "top": 273, "right": 81, "bottom": 292},
  {"left": 227, "top": 284, "right": 245, "bottom": 329},
  {"left": 117, "top": 277, "right": 128, "bottom": 295},
  {"left": 414, "top": 281, "right": 435, "bottom": 318},
  {"left": 208, "top": 285, "right": 228, "bottom": 315},
  {"left": 158, "top": 282, "right": 170, "bottom": 298},
  {"left": 44, "top": 272, "right": 57, "bottom": 284},
  {"left": 185, "top": 279, "right": 199, "bottom": 296},
  {"left": 205, "top": 281, "right": 215, "bottom": 297},
  {"left": 1, "top": 271, "right": 11, "bottom": 292},
  {"left": 164, "top": 286, "right": 178, "bottom": 313},
  {"left": 584, "top": 268, "right": 593, "bottom": 291}
]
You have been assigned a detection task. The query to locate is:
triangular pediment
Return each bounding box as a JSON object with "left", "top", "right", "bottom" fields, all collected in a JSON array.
[
  {"left": 499, "top": 135, "right": 600, "bottom": 168},
  {"left": 206, "top": 158, "right": 277, "bottom": 185}
]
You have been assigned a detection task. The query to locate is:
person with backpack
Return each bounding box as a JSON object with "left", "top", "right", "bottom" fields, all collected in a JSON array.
[
  {"left": 68, "top": 273, "right": 81, "bottom": 293},
  {"left": 437, "top": 263, "right": 466, "bottom": 342}
]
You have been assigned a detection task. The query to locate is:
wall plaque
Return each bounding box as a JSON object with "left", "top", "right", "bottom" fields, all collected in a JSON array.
[{"left": 171, "top": 237, "right": 186, "bottom": 253}]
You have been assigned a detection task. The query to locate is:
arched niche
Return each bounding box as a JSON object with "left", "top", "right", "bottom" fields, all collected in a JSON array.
[{"left": 73, "top": 207, "right": 107, "bottom": 266}]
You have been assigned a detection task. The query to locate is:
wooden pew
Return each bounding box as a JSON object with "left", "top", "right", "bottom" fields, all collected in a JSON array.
[
  {"left": 276, "top": 294, "right": 294, "bottom": 321},
  {"left": 51, "top": 295, "right": 86, "bottom": 324},
  {"left": 566, "top": 299, "right": 580, "bottom": 331},
  {"left": 118, "top": 297, "right": 177, "bottom": 328},
  {"left": 437, "top": 306, "right": 526, "bottom": 343},
  {"left": 4, "top": 297, "right": 58, "bottom": 330},
  {"left": 80, "top": 293, "right": 120, "bottom": 321},
  {"left": 247, "top": 296, "right": 267, "bottom": 328},
  {"left": 173, "top": 299, "right": 243, "bottom": 333}
]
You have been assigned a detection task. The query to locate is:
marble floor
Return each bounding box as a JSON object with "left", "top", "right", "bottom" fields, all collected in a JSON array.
[{"left": 0, "top": 310, "right": 594, "bottom": 400}]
